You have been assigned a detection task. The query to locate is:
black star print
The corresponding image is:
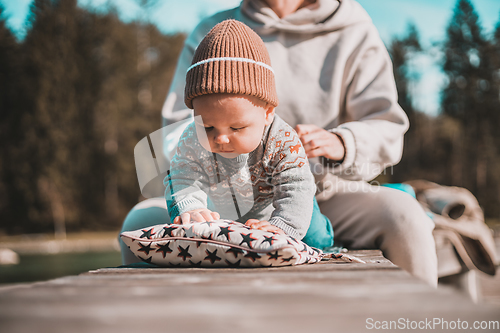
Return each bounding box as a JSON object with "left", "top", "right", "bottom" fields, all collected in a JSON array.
[
  {"left": 301, "top": 243, "right": 308, "bottom": 253},
  {"left": 189, "top": 260, "right": 203, "bottom": 267},
  {"left": 241, "top": 223, "right": 252, "bottom": 230},
  {"left": 140, "top": 228, "right": 156, "bottom": 239},
  {"left": 286, "top": 239, "right": 294, "bottom": 246},
  {"left": 268, "top": 251, "right": 282, "bottom": 261},
  {"left": 202, "top": 233, "right": 214, "bottom": 240},
  {"left": 225, "top": 247, "right": 245, "bottom": 258},
  {"left": 244, "top": 251, "right": 261, "bottom": 262},
  {"left": 217, "top": 226, "right": 233, "bottom": 240},
  {"left": 225, "top": 259, "right": 241, "bottom": 267},
  {"left": 281, "top": 256, "right": 294, "bottom": 263},
  {"left": 203, "top": 221, "right": 215, "bottom": 227},
  {"left": 162, "top": 226, "right": 175, "bottom": 237},
  {"left": 196, "top": 240, "right": 205, "bottom": 248},
  {"left": 138, "top": 255, "right": 152, "bottom": 264},
  {"left": 138, "top": 242, "right": 153, "bottom": 255},
  {"left": 184, "top": 225, "right": 196, "bottom": 238},
  {"left": 177, "top": 245, "right": 192, "bottom": 261},
  {"left": 169, "top": 262, "right": 182, "bottom": 267},
  {"left": 155, "top": 242, "right": 173, "bottom": 258},
  {"left": 204, "top": 249, "right": 222, "bottom": 264},
  {"left": 239, "top": 233, "right": 257, "bottom": 248},
  {"left": 262, "top": 235, "right": 277, "bottom": 246}
]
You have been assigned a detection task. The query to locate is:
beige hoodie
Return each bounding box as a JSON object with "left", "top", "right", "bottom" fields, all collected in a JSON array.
[{"left": 162, "top": 0, "right": 409, "bottom": 182}]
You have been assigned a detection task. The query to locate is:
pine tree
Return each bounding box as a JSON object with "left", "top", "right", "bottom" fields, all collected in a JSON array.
[
  {"left": 442, "top": 0, "right": 499, "bottom": 217},
  {"left": 492, "top": 15, "right": 500, "bottom": 148},
  {"left": 0, "top": 0, "right": 185, "bottom": 235},
  {"left": 387, "top": 23, "right": 458, "bottom": 188},
  {"left": 488, "top": 14, "right": 500, "bottom": 219},
  {"left": 389, "top": 23, "right": 421, "bottom": 120},
  {"left": 0, "top": 4, "right": 27, "bottom": 233},
  {"left": 387, "top": 23, "right": 421, "bottom": 182}
]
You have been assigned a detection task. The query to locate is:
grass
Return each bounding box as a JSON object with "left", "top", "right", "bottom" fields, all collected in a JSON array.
[
  {"left": 0, "top": 250, "right": 122, "bottom": 284},
  {"left": 0, "top": 231, "right": 123, "bottom": 284}
]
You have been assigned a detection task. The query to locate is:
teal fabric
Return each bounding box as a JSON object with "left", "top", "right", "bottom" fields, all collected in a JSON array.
[
  {"left": 381, "top": 183, "right": 416, "bottom": 198},
  {"left": 302, "top": 197, "right": 334, "bottom": 250},
  {"left": 382, "top": 182, "right": 433, "bottom": 219}
]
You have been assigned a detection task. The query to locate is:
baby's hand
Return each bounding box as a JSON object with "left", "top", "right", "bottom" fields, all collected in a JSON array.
[
  {"left": 245, "top": 219, "right": 286, "bottom": 235},
  {"left": 173, "top": 209, "right": 220, "bottom": 225}
]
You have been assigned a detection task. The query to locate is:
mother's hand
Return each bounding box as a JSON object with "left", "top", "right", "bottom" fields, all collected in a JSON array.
[
  {"left": 294, "top": 124, "right": 345, "bottom": 161},
  {"left": 245, "top": 219, "right": 286, "bottom": 235}
]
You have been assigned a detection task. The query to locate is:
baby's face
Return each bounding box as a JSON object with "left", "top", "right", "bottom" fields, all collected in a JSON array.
[{"left": 193, "top": 94, "right": 275, "bottom": 158}]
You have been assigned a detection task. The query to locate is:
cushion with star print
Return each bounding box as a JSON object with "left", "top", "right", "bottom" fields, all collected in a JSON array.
[{"left": 120, "top": 220, "right": 323, "bottom": 267}]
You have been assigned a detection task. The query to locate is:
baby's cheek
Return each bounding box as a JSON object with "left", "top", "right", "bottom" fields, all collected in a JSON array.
[
  {"left": 249, "top": 133, "right": 264, "bottom": 151},
  {"left": 196, "top": 131, "right": 214, "bottom": 152}
]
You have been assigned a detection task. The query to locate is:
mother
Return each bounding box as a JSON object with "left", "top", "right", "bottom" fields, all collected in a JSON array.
[{"left": 120, "top": 0, "right": 437, "bottom": 287}]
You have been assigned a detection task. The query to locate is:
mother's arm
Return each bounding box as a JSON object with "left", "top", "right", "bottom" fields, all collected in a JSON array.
[{"left": 297, "top": 27, "right": 408, "bottom": 182}]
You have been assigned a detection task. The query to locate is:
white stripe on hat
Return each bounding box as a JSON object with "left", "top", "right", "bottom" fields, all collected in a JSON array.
[{"left": 187, "top": 57, "right": 274, "bottom": 74}]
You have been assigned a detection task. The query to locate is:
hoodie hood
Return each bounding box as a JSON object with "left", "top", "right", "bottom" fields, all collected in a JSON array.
[{"left": 240, "top": 0, "right": 372, "bottom": 34}]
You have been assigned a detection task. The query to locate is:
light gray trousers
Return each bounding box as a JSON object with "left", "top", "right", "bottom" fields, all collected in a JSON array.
[{"left": 119, "top": 179, "right": 437, "bottom": 287}]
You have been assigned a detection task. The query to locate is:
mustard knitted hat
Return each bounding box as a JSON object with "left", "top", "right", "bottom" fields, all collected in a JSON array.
[{"left": 184, "top": 19, "right": 278, "bottom": 109}]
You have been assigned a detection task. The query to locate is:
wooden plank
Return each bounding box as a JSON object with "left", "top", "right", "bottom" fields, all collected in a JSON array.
[
  {"left": 0, "top": 250, "right": 498, "bottom": 333},
  {"left": 480, "top": 268, "right": 500, "bottom": 306}
]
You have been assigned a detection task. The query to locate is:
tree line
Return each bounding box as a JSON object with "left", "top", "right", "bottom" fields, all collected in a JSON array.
[
  {"left": 388, "top": 0, "right": 500, "bottom": 220},
  {"left": 0, "top": 0, "right": 184, "bottom": 234},
  {"left": 0, "top": 0, "right": 498, "bottom": 235}
]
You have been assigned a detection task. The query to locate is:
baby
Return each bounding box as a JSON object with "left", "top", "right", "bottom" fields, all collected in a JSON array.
[{"left": 165, "top": 19, "right": 331, "bottom": 243}]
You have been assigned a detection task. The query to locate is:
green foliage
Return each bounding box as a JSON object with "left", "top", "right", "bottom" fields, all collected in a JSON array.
[
  {"left": 389, "top": 22, "right": 421, "bottom": 118},
  {"left": 441, "top": 0, "right": 500, "bottom": 216},
  {"left": 2, "top": 0, "right": 500, "bottom": 234},
  {"left": 0, "top": 3, "right": 29, "bottom": 233},
  {"left": 389, "top": 0, "right": 500, "bottom": 218},
  {"left": 389, "top": 24, "right": 460, "bottom": 189},
  {"left": 442, "top": 0, "right": 490, "bottom": 121},
  {"left": 0, "top": 0, "right": 184, "bottom": 234}
]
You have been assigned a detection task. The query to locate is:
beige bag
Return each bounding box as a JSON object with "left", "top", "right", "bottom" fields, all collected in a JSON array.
[{"left": 406, "top": 180, "right": 497, "bottom": 276}]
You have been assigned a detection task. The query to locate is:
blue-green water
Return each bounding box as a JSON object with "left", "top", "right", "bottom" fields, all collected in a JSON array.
[{"left": 0, "top": 251, "right": 122, "bottom": 284}]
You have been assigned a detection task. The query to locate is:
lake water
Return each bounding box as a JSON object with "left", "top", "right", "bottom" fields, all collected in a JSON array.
[{"left": 0, "top": 251, "right": 122, "bottom": 284}]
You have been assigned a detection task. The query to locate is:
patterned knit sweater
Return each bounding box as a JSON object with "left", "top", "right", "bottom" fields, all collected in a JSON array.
[{"left": 164, "top": 115, "right": 315, "bottom": 239}]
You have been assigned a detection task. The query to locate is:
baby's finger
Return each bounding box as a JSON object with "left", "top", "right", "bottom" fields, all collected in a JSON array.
[
  {"left": 245, "top": 219, "right": 260, "bottom": 227},
  {"left": 273, "top": 229, "right": 286, "bottom": 235},
  {"left": 191, "top": 211, "right": 205, "bottom": 222},
  {"left": 211, "top": 211, "right": 220, "bottom": 220},
  {"left": 251, "top": 221, "right": 270, "bottom": 229},
  {"left": 180, "top": 213, "right": 191, "bottom": 225},
  {"left": 264, "top": 225, "right": 286, "bottom": 235},
  {"left": 200, "top": 210, "right": 213, "bottom": 222}
]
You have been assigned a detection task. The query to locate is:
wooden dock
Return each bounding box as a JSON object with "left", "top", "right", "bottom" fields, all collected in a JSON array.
[{"left": 0, "top": 250, "right": 498, "bottom": 333}]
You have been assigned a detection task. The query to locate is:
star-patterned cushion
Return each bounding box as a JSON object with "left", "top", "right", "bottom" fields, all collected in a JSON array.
[{"left": 120, "top": 220, "right": 323, "bottom": 267}]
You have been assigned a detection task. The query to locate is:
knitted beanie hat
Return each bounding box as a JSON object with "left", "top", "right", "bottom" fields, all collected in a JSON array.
[{"left": 184, "top": 19, "right": 278, "bottom": 109}]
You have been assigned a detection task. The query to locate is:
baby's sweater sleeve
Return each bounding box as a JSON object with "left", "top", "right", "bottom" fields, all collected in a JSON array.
[
  {"left": 265, "top": 121, "right": 316, "bottom": 239},
  {"left": 164, "top": 124, "right": 209, "bottom": 220}
]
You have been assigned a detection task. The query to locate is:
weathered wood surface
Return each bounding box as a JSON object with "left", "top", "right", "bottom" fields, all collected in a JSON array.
[{"left": 0, "top": 250, "right": 498, "bottom": 333}]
